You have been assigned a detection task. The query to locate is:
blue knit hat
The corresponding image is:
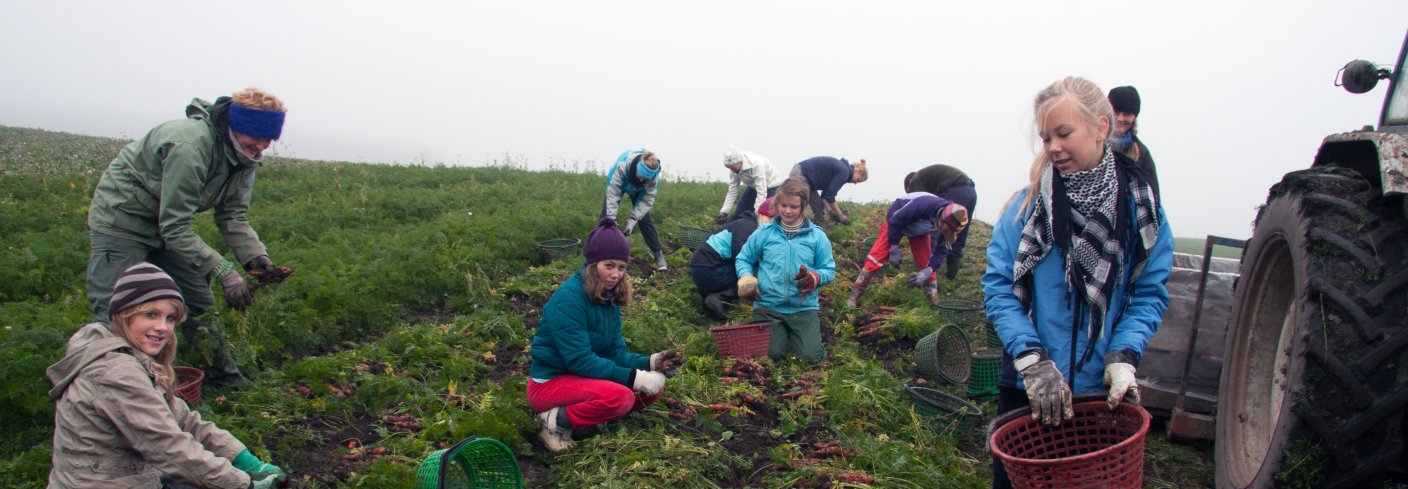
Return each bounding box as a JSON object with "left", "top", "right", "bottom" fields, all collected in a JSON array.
[
  {"left": 228, "top": 102, "right": 286, "bottom": 140},
  {"left": 584, "top": 217, "right": 631, "bottom": 264}
]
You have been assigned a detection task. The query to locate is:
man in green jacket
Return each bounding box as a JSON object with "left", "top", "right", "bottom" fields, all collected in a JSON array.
[{"left": 85, "top": 87, "right": 291, "bottom": 386}]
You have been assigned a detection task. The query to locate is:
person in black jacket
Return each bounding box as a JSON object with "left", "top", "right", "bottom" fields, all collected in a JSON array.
[
  {"left": 903, "top": 164, "right": 978, "bottom": 279},
  {"left": 1107, "top": 86, "right": 1159, "bottom": 194},
  {"left": 689, "top": 210, "right": 762, "bottom": 321}
]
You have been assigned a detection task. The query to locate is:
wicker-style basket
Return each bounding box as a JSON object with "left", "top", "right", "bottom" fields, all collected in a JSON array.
[
  {"left": 174, "top": 366, "right": 204, "bottom": 406},
  {"left": 915, "top": 325, "right": 971, "bottom": 384},
  {"left": 990, "top": 398, "right": 1150, "bottom": 489},
  {"left": 936, "top": 299, "right": 984, "bottom": 329}
]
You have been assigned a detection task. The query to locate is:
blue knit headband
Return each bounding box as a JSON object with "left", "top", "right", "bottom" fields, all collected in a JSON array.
[
  {"left": 636, "top": 159, "right": 660, "bottom": 180},
  {"left": 228, "top": 103, "right": 285, "bottom": 140}
]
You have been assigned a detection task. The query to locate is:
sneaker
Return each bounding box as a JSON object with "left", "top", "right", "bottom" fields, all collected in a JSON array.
[
  {"left": 703, "top": 293, "right": 728, "bottom": 321},
  {"left": 537, "top": 407, "right": 574, "bottom": 452}
]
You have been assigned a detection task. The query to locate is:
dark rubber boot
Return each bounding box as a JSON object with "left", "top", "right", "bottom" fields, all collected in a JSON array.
[
  {"left": 703, "top": 292, "right": 729, "bottom": 321},
  {"left": 181, "top": 318, "right": 248, "bottom": 388},
  {"left": 945, "top": 259, "right": 961, "bottom": 280}
]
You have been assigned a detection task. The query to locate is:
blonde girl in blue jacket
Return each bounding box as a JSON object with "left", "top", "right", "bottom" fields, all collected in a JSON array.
[
  {"left": 734, "top": 179, "right": 837, "bottom": 364},
  {"left": 982, "top": 77, "right": 1172, "bottom": 488}
]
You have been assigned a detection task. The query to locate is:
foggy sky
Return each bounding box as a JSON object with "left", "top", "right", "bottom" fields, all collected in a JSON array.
[{"left": 3, "top": 1, "right": 1406, "bottom": 239}]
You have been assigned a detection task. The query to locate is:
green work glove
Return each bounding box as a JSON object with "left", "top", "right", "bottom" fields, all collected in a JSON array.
[{"left": 233, "top": 450, "right": 285, "bottom": 478}]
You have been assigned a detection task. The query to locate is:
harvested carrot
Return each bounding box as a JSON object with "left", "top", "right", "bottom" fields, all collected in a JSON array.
[
  {"left": 668, "top": 412, "right": 694, "bottom": 421},
  {"left": 855, "top": 328, "right": 881, "bottom": 338},
  {"left": 813, "top": 446, "right": 856, "bottom": 458},
  {"left": 707, "top": 404, "right": 734, "bottom": 412},
  {"left": 721, "top": 377, "right": 740, "bottom": 384},
  {"left": 663, "top": 397, "right": 682, "bottom": 408},
  {"left": 781, "top": 389, "right": 816, "bottom": 399},
  {"left": 876, "top": 306, "right": 897, "bottom": 313},
  {"left": 834, "top": 470, "right": 875, "bottom": 483}
]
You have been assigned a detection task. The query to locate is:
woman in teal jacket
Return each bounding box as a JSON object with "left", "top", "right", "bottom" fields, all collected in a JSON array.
[
  {"left": 734, "top": 179, "right": 837, "bottom": 364},
  {"left": 982, "top": 76, "right": 1172, "bottom": 489},
  {"left": 528, "top": 218, "right": 682, "bottom": 453}
]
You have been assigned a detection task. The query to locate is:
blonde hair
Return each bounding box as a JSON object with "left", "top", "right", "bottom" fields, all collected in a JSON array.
[
  {"left": 582, "top": 261, "right": 632, "bottom": 306},
  {"left": 851, "top": 159, "right": 869, "bottom": 183},
  {"left": 231, "top": 87, "right": 286, "bottom": 112},
  {"left": 1012, "top": 76, "right": 1113, "bottom": 214},
  {"left": 109, "top": 298, "right": 185, "bottom": 403}
]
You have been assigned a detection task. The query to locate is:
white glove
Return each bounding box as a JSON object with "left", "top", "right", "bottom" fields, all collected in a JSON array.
[
  {"left": 1103, "top": 351, "right": 1140, "bottom": 410},
  {"left": 632, "top": 370, "right": 666, "bottom": 396},
  {"left": 1016, "top": 351, "right": 1072, "bottom": 426},
  {"left": 624, "top": 219, "right": 637, "bottom": 236}
]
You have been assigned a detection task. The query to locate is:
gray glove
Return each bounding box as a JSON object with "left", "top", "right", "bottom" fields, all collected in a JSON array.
[
  {"left": 888, "top": 245, "right": 903, "bottom": 266},
  {"left": 624, "top": 219, "right": 637, "bottom": 236},
  {"left": 650, "top": 349, "right": 685, "bottom": 377},
  {"left": 1016, "top": 351, "right": 1072, "bottom": 426},
  {"left": 219, "top": 268, "right": 254, "bottom": 310},
  {"left": 907, "top": 267, "right": 934, "bottom": 287}
]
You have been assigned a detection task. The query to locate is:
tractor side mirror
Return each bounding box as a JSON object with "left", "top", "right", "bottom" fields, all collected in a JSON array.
[{"left": 1337, "top": 59, "right": 1390, "bottom": 94}]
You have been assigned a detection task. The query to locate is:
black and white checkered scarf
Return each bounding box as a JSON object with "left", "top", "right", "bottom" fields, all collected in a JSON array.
[{"left": 1012, "top": 145, "right": 1160, "bottom": 349}]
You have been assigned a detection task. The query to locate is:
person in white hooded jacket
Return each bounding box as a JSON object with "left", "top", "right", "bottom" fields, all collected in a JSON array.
[
  {"left": 716, "top": 146, "right": 782, "bottom": 225},
  {"left": 46, "top": 263, "right": 285, "bottom": 489}
]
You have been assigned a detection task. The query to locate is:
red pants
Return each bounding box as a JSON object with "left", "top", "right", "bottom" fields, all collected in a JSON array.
[
  {"left": 863, "top": 221, "right": 935, "bottom": 283},
  {"left": 527, "top": 375, "right": 659, "bottom": 427}
]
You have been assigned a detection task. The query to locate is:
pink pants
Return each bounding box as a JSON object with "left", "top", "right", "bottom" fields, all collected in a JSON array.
[
  {"left": 863, "top": 221, "right": 935, "bottom": 283},
  {"left": 527, "top": 374, "right": 660, "bottom": 427}
]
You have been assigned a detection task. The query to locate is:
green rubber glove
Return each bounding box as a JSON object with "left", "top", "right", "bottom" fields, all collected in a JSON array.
[{"left": 233, "top": 449, "right": 285, "bottom": 478}]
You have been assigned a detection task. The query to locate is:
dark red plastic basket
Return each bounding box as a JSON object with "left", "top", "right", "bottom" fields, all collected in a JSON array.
[
  {"left": 709, "top": 321, "right": 775, "bottom": 359},
  {"left": 989, "top": 398, "right": 1150, "bottom": 489},
  {"left": 174, "top": 366, "right": 204, "bottom": 406}
]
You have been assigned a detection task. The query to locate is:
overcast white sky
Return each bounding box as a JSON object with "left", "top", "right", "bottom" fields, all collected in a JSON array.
[{"left": 3, "top": 1, "right": 1406, "bottom": 239}]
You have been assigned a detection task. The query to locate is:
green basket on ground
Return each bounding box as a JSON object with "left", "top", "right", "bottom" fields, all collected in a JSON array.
[
  {"left": 415, "top": 437, "right": 522, "bottom": 489},
  {"left": 906, "top": 383, "right": 983, "bottom": 434},
  {"left": 966, "top": 348, "right": 1002, "bottom": 399},
  {"left": 936, "top": 299, "right": 984, "bottom": 330},
  {"left": 537, "top": 238, "right": 581, "bottom": 262},
  {"left": 677, "top": 225, "right": 711, "bottom": 250},
  {"left": 857, "top": 236, "right": 878, "bottom": 256},
  {"left": 983, "top": 319, "right": 1001, "bottom": 349},
  {"left": 915, "top": 324, "right": 971, "bottom": 384}
]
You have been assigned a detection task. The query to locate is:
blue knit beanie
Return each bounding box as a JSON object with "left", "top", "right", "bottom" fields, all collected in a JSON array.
[
  {"left": 228, "top": 102, "right": 286, "bottom": 140},
  {"left": 584, "top": 217, "right": 631, "bottom": 264}
]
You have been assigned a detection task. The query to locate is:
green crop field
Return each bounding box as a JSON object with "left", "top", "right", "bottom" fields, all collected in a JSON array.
[{"left": 0, "top": 126, "right": 1213, "bottom": 488}]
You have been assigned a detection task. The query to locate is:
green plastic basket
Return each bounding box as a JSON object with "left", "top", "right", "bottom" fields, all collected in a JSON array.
[
  {"left": 983, "top": 319, "right": 1002, "bottom": 349},
  {"left": 414, "top": 437, "right": 522, "bottom": 489},
  {"left": 678, "top": 225, "right": 711, "bottom": 250},
  {"left": 966, "top": 348, "right": 1002, "bottom": 399},
  {"left": 936, "top": 299, "right": 984, "bottom": 330},
  {"left": 915, "top": 325, "right": 971, "bottom": 384},
  {"left": 906, "top": 383, "right": 983, "bottom": 433},
  {"left": 537, "top": 238, "right": 581, "bottom": 262},
  {"left": 857, "top": 235, "right": 878, "bottom": 255}
]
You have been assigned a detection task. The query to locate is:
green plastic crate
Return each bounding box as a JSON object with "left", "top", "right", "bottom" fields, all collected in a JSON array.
[
  {"left": 936, "top": 299, "right": 984, "bottom": 330},
  {"left": 966, "top": 348, "right": 1002, "bottom": 399},
  {"left": 915, "top": 324, "right": 971, "bottom": 385},
  {"left": 906, "top": 383, "right": 983, "bottom": 434},
  {"left": 415, "top": 437, "right": 521, "bottom": 489}
]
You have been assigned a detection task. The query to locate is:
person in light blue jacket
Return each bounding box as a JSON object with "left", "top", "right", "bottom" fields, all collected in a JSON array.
[
  {"left": 602, "top": 148, "right": 667, "bottom": 270},
  {"left": 982, "top": 76, "right": 1172, "bottom": 489},
  {"left": 734, "top": 179, "right": 837, "bottom": 364}
]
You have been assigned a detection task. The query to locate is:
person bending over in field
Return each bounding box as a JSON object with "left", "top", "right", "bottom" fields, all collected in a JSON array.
[
  {"left": 602, "top": 148, "right": 669, "bottom": 270},
  {"left": 47, "top": 263, "right": 287, "bottom": 488},
  {"left": 847, "top": 192, "right": 969, "bottom": 308},
  {"left": 734, "top": 179, "right": 837, "bottom": 364},
  {"left": 690, "top": 209, "right": 762, "bottom": 321},
  {"left": 85, "top": 87, "right": 293, "bottom": 387},
  {"left": 787, "top": 156, "right": 868, "bottom": 226},
  {"left": 715, "top": 146, "right": 782, "bottom": 225},
  {"left": 528, "top": 218, "right": 685, "bottom": 453},
  {"left": 903, "top": 164, "right": 978, "bottom": 279}
]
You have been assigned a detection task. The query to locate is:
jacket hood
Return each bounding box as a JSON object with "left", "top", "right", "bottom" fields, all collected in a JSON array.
[{"left": 46, "top": 323, "right": 134, "bottom": 399}]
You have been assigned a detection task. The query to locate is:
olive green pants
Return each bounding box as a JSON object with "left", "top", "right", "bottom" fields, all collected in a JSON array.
[{"left": 752, "top": 308, "right": 827, "bottom": 364}]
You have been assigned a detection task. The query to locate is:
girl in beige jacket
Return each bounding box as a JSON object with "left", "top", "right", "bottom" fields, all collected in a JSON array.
[{"left": 47, "top": 263, "right": 284, "bottom": 488}]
